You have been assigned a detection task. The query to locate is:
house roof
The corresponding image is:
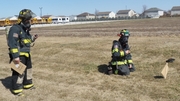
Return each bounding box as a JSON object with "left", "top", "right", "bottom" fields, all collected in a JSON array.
[
  {"left": 116, "top": 10, "right": 131, "bottom": 14},
  {"left": 96, "top": 11, "right": 111, "bottom": 15},
  {"left": 171, "top": 6, "right": 180, "bottom": 11},
  {"left": 8, "top": 16, "right": 18, "bottom": 20},
  {"left": 34, "top": 16, "right": 42, "bottom": 19},
  {"left": 13, "top": 15, "right": 18, "bottom": 17},
  {"left": 69, "top": 15, "right": 77, "bottom": 17},
  {"left": 57, "top": 15, "right": 66, "bottom": 17},
  {"left": 41, "top": 15, "right": 52, "bottom": 18},
  {"left": 6, "top": 16, "right": 13, "bottom": 19},
  {"left": 0, "top": 17, "right": 6, "bottom": 20},
  {"left": 145, "top": 7, "right": 163, "bottom": 12},
  {"left": 77, "top": 12, "right": 94, "bottom": 17}
]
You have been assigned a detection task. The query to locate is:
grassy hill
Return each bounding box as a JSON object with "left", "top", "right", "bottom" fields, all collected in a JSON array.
[{"left": 0, "top": 18, "right": 180, "bottom": 101}]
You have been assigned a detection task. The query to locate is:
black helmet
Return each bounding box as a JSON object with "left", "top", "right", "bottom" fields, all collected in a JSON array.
[
  {"left": 18, "top": 9, "right": 36, "bottom": 28},
  {"left": 18, "top": 9, "right": 36, "bottom": 21}
]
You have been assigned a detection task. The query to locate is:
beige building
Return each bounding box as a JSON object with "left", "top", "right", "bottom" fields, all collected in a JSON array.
[
  {"left": 171, "top": 6, "right": 180, "bottom": 16},
  {"left": 77, "top": 12, "right": 95, "bottom": 20},
  {"left": 144, "top": 7, "right": 164, "bottom": 18},
  {"left": 116, "top": 9, "right": 136, "bottom": 17},
  {"left": 96, "top": 11, "right": 115, "bottom": 18}
]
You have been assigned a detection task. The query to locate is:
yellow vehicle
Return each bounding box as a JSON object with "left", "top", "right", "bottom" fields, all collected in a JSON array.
[
  {"left": 31, "top": 18, "right": 37, "bottom": 24},
  {"left": 31, "top": 16, "right": 43, "bottom": 24},
  {"left": 40, "top": 18, "right": 45, "bottom": 24},
  {"left": 9, "top": 19, "right": 18, "bottom": 25},
  {"left": 0, "top": 16, "right": 18, "bottom": 26},
  {"left": 0, "top": 20, "right": 5, "bottom": 27},
  {"left": 41, "top": 15, "right": 52, "bottom": 24},
  {"left": 0, "top": 18, "right": 11, "bottom": 26},
  {"left": 0, "top": 15, "right": 53, "bottom": 26},
  {"left": 47, "top": 17, "right": 52, "bottom": 24},
  {"left": 5, "top": 19, "right": 10, "bottom": 26}
]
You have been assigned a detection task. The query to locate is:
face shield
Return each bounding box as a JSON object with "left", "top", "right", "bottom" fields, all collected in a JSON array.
[
  {"left": 119, "top": 35, "right": 128, "bottom": 44},
  {"left": 124, "top": 33, "right": 130, "bottom": 40}
]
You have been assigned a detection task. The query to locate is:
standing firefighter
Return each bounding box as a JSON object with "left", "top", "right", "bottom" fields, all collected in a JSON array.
[
  {"left": 108, "top": 40, "right": 130, "bottom": 75},
  {"left": 7, "top": 9, "right": 38, "bottom": 95},
  {"left": 118, "top": 29, "right": 135, "bottom": 72}
]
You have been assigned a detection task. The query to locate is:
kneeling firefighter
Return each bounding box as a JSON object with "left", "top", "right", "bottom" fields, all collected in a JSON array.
[
  {"left": 108, "top": 40, "right": 130, "bottom": 75},
  {"left": 7, "top": 9, "right": 38, "bottom": 95},
  {"left": 118, "top": 29, "right": 135, "bottom": 72}
]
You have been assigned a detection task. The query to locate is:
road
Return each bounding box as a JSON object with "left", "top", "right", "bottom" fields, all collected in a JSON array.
[{"left": 0, "top": 21, "right": 112, "bottom": 30}]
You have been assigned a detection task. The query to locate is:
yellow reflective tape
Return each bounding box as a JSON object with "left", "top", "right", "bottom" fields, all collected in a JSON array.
[
  {"left": 23, "top": 12, "right": 26, "bottom": 15},
  {"left": 121, "top": 29, "right": 126, "bottom": 32},
  {"left": 111, "top": 61, "right": 125, "bottom": 65},
  {"left": 125, "top": 60, "right": 127, "bottom": 64},
  {"left": 112, "top": 48, "right": 118, "bottom": 53},
  {"left": 23, "top": 84, "right": 34, "bottom": 89},
  {"left": 128, "top": 60, "right": 133, "bottom": 63},
  {"left": 10, "top": 48, "right": 18, "bottom": 53},
  {"left": 23, "top": 39, "right": 31, "bottom": 44},
  {"left": 12, "top": 89, "right": 23, "bottom": 93},
  {"left": 18, "top": 19, "right": 22, "bottom": 23},
  {"left": 115, "top": 70, "right": 118, "bottom": 74},
  {"left": 120, "top": 51, "right": 125, "bottom": 56},
  {"left": 20, "top": 52, "right": 29, "bottom": 57}
]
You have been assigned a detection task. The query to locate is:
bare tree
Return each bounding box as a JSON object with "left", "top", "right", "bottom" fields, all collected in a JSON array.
[
  {"left": 142, "top": 5, "right": 147, "bottom": 17},
  {"left": 164, "top": 10, "right": 171, "bottom": 17},
  {"left": 167, "top": 10, "right": 171, "bottom": 15},
  {"left": 95, "top": 9, "right": 99, "bottom": 19}
]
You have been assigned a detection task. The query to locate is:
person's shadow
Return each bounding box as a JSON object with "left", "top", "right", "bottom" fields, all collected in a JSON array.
[
  {"left": 0, "top": 76, "right": 12, "bottom": 91},
  {"left": 154, "top": 76, "right": 164, "bottom": 79},
  {"left": 97, "top": 64, "right": 109, "bottom": 75}
]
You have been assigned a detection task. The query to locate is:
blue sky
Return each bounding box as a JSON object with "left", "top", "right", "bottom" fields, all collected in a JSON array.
[{"left": 0, "top": 0, "right": 179, "bottom": 18}]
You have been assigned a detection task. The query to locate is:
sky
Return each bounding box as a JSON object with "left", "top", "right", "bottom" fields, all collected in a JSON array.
[{"left": 0, "top": 0, "right": 179, "bottom": 18}]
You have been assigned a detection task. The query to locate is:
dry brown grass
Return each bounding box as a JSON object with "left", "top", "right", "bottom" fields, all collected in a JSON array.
[{"left": 0, "top": 18, "right": 180, "bottom": 101}]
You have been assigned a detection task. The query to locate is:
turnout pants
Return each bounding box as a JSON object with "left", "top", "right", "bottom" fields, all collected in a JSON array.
[
  {"left": 111, "top": 65, "right": 130, "bottom": 75},
  {"left": 11, "top": 54, "right": 33, "bottom": 94}
]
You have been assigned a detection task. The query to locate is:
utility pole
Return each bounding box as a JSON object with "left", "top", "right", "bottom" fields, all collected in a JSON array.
[{"left": 39, "top": 7, "right": 43, "bottom": 17}]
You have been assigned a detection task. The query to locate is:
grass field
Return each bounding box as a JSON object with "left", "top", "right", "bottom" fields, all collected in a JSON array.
[{"left": 0, "top": 18, "right": 180, "bottom": 101}]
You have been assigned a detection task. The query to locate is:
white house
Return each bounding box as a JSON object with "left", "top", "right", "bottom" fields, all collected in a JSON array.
[
  {"left": 61, "top": 16, "right": 69, "bottom": 23},
  {"left": 77, "top": 12, "right": 95, "bottom": 20},
  {"left": 116, "top": 9, "right": 136, "bottom": 17},
  {"left": 96, "top": 11, "right": 115, "bottom": 18},
  {"left": 50, "top": 16, "right": 69, "bottom": 24},
  {"left": 171, "top": 6, "right": 180, "bottom": 16},
  {"left": 144, "top": 7, "right": 164, "bottom": 18},
  {"left": 69, "top": 15, "right": 77, "bottom": 21}
]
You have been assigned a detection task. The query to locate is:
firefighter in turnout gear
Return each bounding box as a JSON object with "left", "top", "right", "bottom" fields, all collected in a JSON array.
[
  {"left": 118, "top": 29, "right": 135, "bottom": 72},
  {"left": 109, "top": 40, "right": 130, "bottom": 75},
  {"left": 7, "top": 9, "right": 38, "bottom": 95}
]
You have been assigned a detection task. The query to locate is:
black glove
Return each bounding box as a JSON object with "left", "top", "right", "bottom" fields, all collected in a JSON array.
[{"left": 166, "top": 58, "right": 175, "bottom": 63}]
